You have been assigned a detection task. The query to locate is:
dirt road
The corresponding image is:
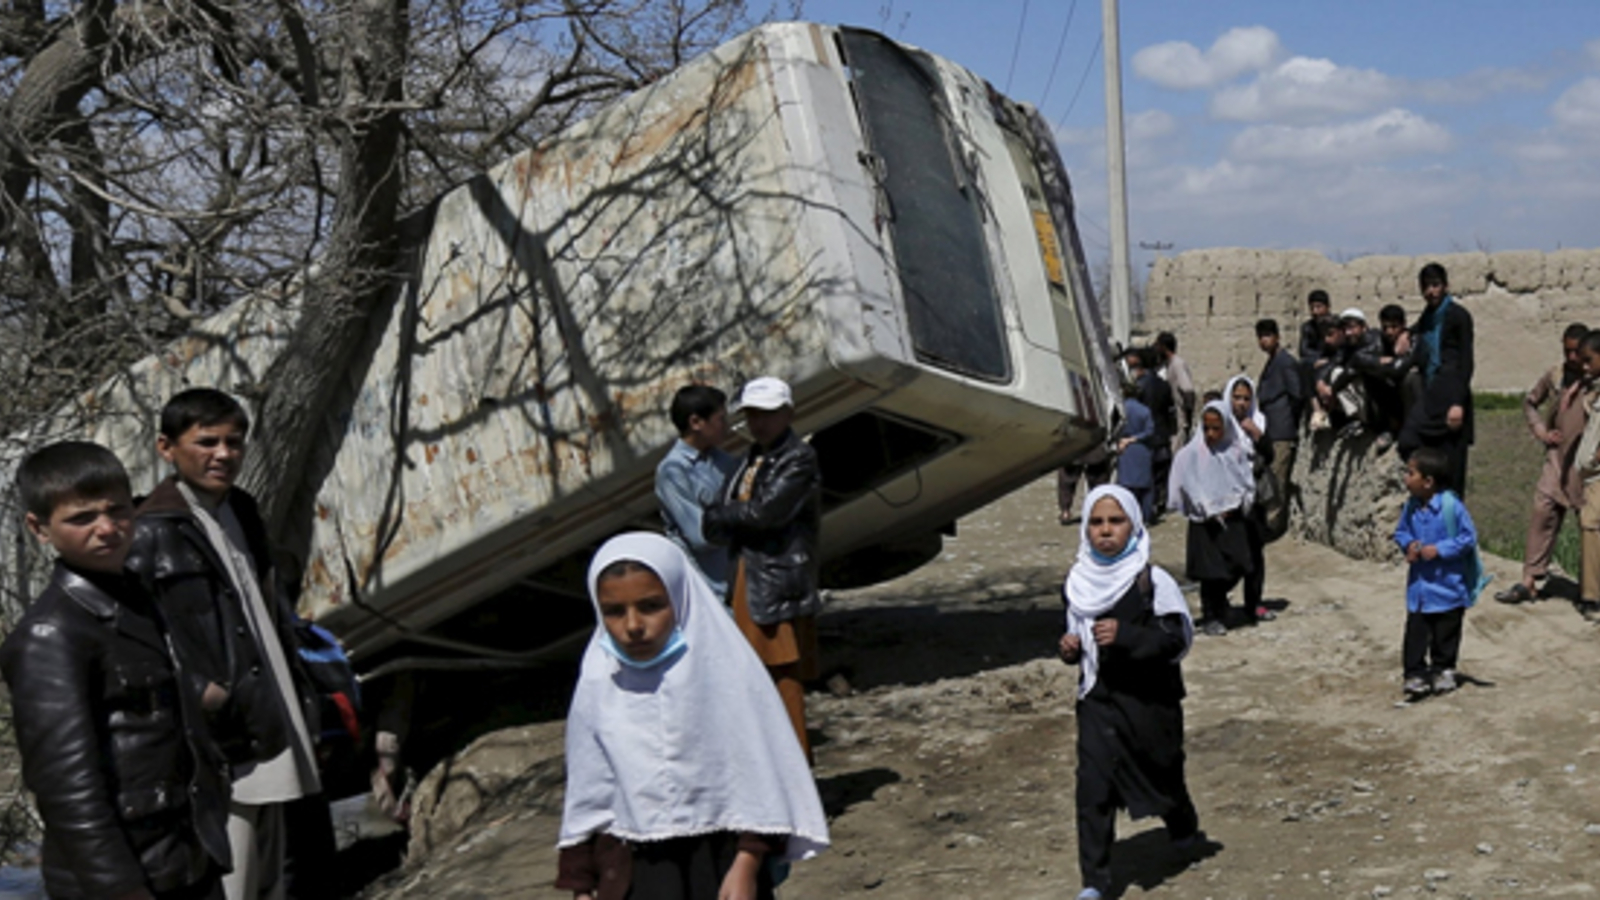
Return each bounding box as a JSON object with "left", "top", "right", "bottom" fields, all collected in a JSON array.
[{"left": 366, "top": 476, "right": 1600, "bottom": 899}]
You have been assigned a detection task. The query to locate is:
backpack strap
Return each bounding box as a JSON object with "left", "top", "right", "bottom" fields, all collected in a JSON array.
[{"left": 1137, "top": 565, "right": 1154, "bottom": 609}]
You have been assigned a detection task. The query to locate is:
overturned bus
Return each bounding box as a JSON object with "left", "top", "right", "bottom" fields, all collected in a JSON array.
[{"left": 6, "top": 23, "right": 1119, "bottom": 754}]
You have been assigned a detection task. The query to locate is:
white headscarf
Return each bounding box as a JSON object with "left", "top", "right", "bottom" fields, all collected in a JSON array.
[
  {"left": 1063, "top": 486, "right": 1193, "bottom": 698},
  {"left": 1167, "top": 400, "right": 1256, "bottom": 521},
  {"left": 559, "top": 533, "right": 829, "bottom": 860},
  {"left": 1223, "top": 374, "right": 1267, "bottom": 437}
]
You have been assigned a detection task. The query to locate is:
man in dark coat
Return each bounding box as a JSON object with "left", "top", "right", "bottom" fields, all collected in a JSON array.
[
  {"left": 1398, "top": 262, "right": 1475, "bottom": 496},
  {"left": 1127, "top": 347, "right": 1175, "bottom": 516},
  {"left": 705, "top": 376, "right": 824, "bottom": 763},
  {"left": 1256, "top": 319, "right": 1302, "bottom": 539}
]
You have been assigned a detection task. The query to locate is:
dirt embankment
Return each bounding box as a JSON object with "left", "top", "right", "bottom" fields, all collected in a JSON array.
[{"left": 364, "top": 477, "right": 1600, "bottom": 899}]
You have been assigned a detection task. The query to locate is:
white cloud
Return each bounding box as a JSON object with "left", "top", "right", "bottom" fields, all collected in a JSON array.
[
  {"left": 1129, "top": 109, "right": 1180, "bottom": 141},
  {"left": 1211, "top": 56, "right": 1398, "bottom": 122},
  {"left": 1587, "top": 39, "right": 1600, "bottom": 67},
  {"left": 1229, "top": 109, "right": 1452, "bottom": 164},
  {"left": 1552, "top": 77, "right": 1600, "bottom": 132},
  {"left": 1131, "top": 26, "right": 1282, "bottom": 91}
]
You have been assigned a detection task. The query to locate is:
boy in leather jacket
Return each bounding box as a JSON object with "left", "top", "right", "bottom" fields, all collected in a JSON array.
[
  {"left": 1, "top": 441, "right": 230, "bottom": 899},
  {"left": 124, "top": 389, "right": 323, "bottom": 900},
  {"left": 704, "top": 376, "right": 823, "bottom": 763}
]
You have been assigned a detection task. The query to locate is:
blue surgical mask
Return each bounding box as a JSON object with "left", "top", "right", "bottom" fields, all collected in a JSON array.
[
  {"left": 601, "top": 627, "right": 688, "bottom": 669},
  {"left": 1090, "top": 532, "right": 1141, "bottom": 566}
]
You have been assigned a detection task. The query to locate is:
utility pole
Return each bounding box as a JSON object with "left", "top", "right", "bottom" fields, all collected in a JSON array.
[{"left": 1102, "top": 0, "right": 1132, "bottom": 347}]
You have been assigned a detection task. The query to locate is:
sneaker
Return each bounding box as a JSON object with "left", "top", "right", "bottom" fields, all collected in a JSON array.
[
  {"left": 1577, "top": 599, "right": 1600, "bottom": 619},
  {"left": 1253, "top": 605, "right": 1277, "bottom": 622},
  {"left": 1403, "top": 676, "right": 1431, "bottom": 699},
  {"left": 1201, "top": 620, "right": 1228, "bottom": 637},
  {"left": 1077, "top": 890, "right": 1105, "bottom": 900},
  {"left": 1432, "top": 669, "right": 1457, "bottom": 693}
]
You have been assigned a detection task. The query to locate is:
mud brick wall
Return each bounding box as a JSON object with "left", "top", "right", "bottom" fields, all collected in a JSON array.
[{"left": 1142, "top": 248, "right": 1600, "bottom": 397}]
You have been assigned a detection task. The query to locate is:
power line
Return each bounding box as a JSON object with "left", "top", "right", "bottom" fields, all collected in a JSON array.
[
  {"left": 1036, "top": 0, "right": 1079, "bottom": 110},
  {"left": 1004, "top": 0, "right": 1030, "bottom": 94},
  {"left": 1057, "top": 33, "right": 1103, "bottom": 128}
]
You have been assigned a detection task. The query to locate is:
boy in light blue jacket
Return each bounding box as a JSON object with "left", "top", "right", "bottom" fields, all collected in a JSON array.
[{"left": 1394, "top": 446, "right": 1479, "bottom": 700}]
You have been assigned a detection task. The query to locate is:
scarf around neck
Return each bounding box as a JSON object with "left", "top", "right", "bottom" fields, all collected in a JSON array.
[
  {"left": 1063, "top": 485, "right": 1192, "bottom": 698},
  {"left": 1168, "top": 400, "right": 1257, "bottom": 520}
]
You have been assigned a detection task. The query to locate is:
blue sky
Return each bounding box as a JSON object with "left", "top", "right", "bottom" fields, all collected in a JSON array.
[{"left": 795, "top": 1, "right": 1600, "bottom": 274}]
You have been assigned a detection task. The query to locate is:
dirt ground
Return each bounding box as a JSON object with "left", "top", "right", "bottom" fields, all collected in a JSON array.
[{"left": 365, "top": 475, "right": 1600, "bottom": 900}]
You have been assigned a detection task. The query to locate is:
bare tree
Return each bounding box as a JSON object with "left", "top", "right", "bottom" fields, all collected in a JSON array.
[{"left": 0, "top": 0, "right": 790, "bottom": 534}]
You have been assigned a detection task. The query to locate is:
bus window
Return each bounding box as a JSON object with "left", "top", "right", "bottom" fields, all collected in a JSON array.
[{"left": 838, "top": 29, "right": 1011, "bottom": 382}]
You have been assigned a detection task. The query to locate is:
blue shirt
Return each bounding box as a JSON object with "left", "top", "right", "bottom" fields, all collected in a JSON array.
[
  {"left": 655, "top": 439, "right": 739, "bottom": 597},
  {"left": 1393, "top": 491, "right": 1478, "bottom": 614},
  {"left": 1116, "top": 397, "right": 1156, "bottom": 489}
]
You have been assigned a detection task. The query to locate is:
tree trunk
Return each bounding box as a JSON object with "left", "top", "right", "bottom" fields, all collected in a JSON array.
[{"left": 241, "top": 0, "right": 410, "bottom": 540}]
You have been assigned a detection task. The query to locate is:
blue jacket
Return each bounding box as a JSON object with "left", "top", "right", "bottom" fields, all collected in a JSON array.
[
  {"left": 1393, "top": 491, "right": 1478, "bottom": 613},
  {"left": 1116, "top": 397, "right": 1156, "bottom": 489}
]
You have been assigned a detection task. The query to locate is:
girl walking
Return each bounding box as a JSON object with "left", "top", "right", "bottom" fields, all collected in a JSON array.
[
  {"left": 1060, "top": 485, "right": 1201, "bottom": 900},
  {"left": 1169, "top": 400, "right": 1259, "bottom": 635}
]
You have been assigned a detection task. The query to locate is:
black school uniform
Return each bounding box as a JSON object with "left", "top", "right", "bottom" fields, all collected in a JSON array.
[{"left": 1074, "top": 574, "right": 1199, "bottom": 894}]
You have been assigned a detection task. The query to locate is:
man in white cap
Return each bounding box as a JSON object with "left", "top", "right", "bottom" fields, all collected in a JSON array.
[
  {"left": 1315, "top": 308, "right": 1374, "bottom": 436},
  {"left": 704, "top": 376, "right": 824, "bottom": 764}
]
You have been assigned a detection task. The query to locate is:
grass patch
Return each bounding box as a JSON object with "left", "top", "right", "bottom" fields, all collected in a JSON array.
[
  {"left": 1473, "top": 391, "right": 1524, "bottom": 411},
  {"left": 1469, "top": 407, "right": 1581, "bottom": 577}
]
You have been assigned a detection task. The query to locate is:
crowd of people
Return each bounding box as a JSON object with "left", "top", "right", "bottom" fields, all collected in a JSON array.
[{"left": 9, "top": 257, "right": 1600, "bottom": 900}]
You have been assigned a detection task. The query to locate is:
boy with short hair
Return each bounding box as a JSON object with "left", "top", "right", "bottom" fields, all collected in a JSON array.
[
  {"left": 1394, "top": 446, "right": 1479, "bottom": 700},
  {"left": 2, "top": 441, "right": 230, "bottom": 899},
  {"left": 656, "top": 384, "right": 740, "bottom": 597},
  {"left": 1255, "top": 319, "right": 1301, "bottom": 539},
  {"left": 126, "top": 388, "right": 322, "bottom": 900}
]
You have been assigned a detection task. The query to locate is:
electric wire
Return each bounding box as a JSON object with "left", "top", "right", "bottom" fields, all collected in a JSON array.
[
  {"left": 1003, "top": 0, "right": 1030, "bottom": 94},
  {"left": 1036, "top": 0, "right": 1079, "bottom": 111},
  {"left": 1058, "top": 33, "right": 1103, "bottom": 128}
]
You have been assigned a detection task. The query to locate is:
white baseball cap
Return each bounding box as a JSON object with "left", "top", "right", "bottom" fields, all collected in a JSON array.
[
  {"left": 735, "top": 376, "right": 793, "bottom": 412},
  {"left": 1338, "top": 307, "right": 1367, "bottom": 324}
]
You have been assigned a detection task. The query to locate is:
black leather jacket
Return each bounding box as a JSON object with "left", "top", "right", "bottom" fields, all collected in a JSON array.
[
  {"left": 0, "top": 564, "right": 230, "bottom": 898},
  {"left": 125, "top": 478, "right": 317, "bottom": 768},
  {"left": 704, "top": 428, "right": 823, "bottom": 625}
]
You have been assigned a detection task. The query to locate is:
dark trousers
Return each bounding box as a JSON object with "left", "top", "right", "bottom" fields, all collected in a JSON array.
[
  {"left": 1403, "top": 608, "right": 1465, "bottom": 678},
  {"left": 1076, "top": 780, "right": 1198, "bottom": 893},
  {"left": 1199, "top": 567, "right": 1262, "bottom": 623},
  {"left": 284, "top": 792, "right": 339, "bottom": 900},
  {"left": 1058, "top": 459, "right": 1113, "bottom": 517}
]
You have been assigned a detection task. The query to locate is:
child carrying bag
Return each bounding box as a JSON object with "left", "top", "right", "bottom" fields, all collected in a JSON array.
[{"left": 1440, "top": 490, "right": 1492, "bottom": 605}]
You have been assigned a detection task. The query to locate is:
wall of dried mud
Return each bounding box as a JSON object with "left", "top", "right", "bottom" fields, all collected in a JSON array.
[{"left": 1142, "top": 248, "right": 1600, "bottom": 396}]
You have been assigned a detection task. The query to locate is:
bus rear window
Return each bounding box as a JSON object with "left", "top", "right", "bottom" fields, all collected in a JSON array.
[{"left": 838, "top": 29, "right": 1011, "bottom": 382}]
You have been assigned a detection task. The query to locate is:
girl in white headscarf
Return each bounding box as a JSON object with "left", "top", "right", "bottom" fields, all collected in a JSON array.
[
  {"left": 556, "top": 533, "right": 828, "bottom": 900},
  {"left": 1225, "top": 375, "right": 1277, "bottom": 623},
  {"left": 1168, "top": 400, "right": 1258, "bottom": 635},
  {"left": 1059, "top": 485, "right": 1201, "bottom": 900}
]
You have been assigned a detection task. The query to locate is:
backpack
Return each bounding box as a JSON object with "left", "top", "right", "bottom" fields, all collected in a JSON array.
[
  {"left": 1440, "top": 491, "right": 1491, "bottom": 606},
  {"left": 293, "top": 618, "right": 363, "bottom": 749}
]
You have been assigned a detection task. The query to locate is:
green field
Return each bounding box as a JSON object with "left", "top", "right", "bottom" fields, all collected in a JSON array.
[{"left": 1468, "top": 400, "right": 1582, "bottom": 579}]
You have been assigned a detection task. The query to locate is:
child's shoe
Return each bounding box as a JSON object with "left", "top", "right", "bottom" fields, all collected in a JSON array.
[
  {"left": 1432, "top": 669, "right": 1457, "bottom": 693},
  {"left": 1200, "top": 620, "right": 1228, "bottom": 637},
  {"left": 1077, "top": 889, "right": 1105, "bottom": 900},
  {"left": 1402, "top": 676, "right": 1431, "bottom": 699}
]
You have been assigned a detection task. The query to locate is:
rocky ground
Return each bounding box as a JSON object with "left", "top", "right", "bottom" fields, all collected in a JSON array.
[{"left": 362, "top": 476, "right": 1600, "bottom": 900}]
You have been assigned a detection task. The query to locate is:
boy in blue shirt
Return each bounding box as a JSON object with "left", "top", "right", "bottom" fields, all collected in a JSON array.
[
  {"left": 1394, "top": 446, "right": 1478, "bottom": 700},
  {"left": 655, "top": 384, "right": 739, "bottom": 597}
]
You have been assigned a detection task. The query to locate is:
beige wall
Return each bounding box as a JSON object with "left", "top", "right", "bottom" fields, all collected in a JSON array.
[{"left": 1141, "top": 248, "right": 1600, "bottom": 396}]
